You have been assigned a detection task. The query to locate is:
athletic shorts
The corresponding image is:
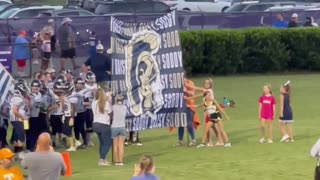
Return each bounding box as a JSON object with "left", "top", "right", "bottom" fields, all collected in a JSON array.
[
  {"left": 62, "top": 117, "right": 73, "bottom": 137},
  {"left": 50, "top": 115, "right": 63, "bottom": 135},
  {"left": 11, "top": 121, "right": 25, "bottom": 142},
  {"left": 85, "top": 109, "right": 93, "bottom": 132},
  {"left": 16, "top": 59, "right": 26, "bottom": 68},
  {"left": 43, "top": 52, "right": 51, "bottom": 60},
  {"left": 61, "top": 48, "right": 76, "bottom": 59},
  {"left": 111, "top": 127, "right": 126, "bottom": 138}
]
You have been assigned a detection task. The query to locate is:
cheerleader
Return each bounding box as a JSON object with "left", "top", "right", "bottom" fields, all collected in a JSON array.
[
  {"left": 195, "top": 91, "right": 231, "bottom": 148},
  {"left": 278, "top": 81, "right": 294, "bottom": 142}
]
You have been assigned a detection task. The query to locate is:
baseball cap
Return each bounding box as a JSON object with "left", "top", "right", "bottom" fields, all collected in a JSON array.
[
  {"left": 61, "top": 17, "right": 72, "bottom": 25},
  {"left": 18, "top": 30, "right": 26, "bottom": 36},
  {"left": 292, "top": 13, "right": 298, "bottom": 18},
  {"left": 0, "top": 148, "right": 15, "bottom": 159},
  {"left": 96, "top": 43, "right": 104, "bottom": 50},
  {"left": 46, "top": 68, "right": 56, "bottom": 73}
]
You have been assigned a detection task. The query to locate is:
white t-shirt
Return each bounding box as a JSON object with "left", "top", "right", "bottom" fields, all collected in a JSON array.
[{"left": 91, "top": 100, "right": 112, "bottom": 125}]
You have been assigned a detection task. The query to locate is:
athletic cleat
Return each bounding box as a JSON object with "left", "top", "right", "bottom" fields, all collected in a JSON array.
[
  {"left": 267, "top": 139, "right": 273, "bottom": 144},
  {"left": 224, "top": 142, "right": 232, "bottom": 147},
  {"left": 115, "top": 163, "right": 124, "bottom": 166},
  {"left": 75, "top": 140, "right": 82, "bottom": 148},
  {"left": 66, "top": 147, "right": 76, "bottom": 152},
  {"left": 280, "top": 135, "right": 290, "bottom": 143}
]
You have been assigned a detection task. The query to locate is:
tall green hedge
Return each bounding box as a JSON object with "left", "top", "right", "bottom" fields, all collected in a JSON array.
[{"left": 180, "top": 28, "right": 320, "bottom": 75}]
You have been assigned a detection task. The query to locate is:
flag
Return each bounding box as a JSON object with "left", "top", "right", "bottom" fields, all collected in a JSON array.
[
  {"left": 110, "top": 11, "right": 187, "bottom": 131},
  {"left": 0, "top": 63, "right": 13, "bottom": 107}
]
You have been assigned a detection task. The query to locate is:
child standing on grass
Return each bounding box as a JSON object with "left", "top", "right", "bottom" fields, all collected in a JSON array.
[
  {"left": 112, "top": 95, "right": 126, "bottom": 166},
  {"left": 258, "top": 84, "right": 276, "bottom": 144},
  {"left": 195, "top": 92, "right": 231, "bottom": 148},
  {"left": 278, "top": 81, "right": 294, "bottom": 142},
  {"left": 202, "top": 79, "right": 223, "bottom": 146}
]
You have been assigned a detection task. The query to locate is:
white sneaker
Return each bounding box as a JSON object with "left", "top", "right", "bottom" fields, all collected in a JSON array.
[
  {"left": 98, "top": 160, "right": 111, "bottom": 166},
  {"left": 290, "top": 139, "right": 294, "bottom": 142},
  {"left": 197, "top": 144, "right": 206, "bottom": 148},
  {"left": 115, "top": 163, "right": 124, "bottom": 166},
  {"left": 66, "top": 147, "right": 76, "bottom": 152},
  {"left": 259, "top": 138, "right": 266, "bottom": 144},
  {"left": 75, "top": 140, "right": 82, "bottom": 148},
  {"left": 224, "top": 142, "right": 232, "bottom": 147},
  {"left": 280, "top": 135, "right": 290, "bottom": 142},
  {"left": 267, "top": 139, "right": 273, "bottom": 144}
]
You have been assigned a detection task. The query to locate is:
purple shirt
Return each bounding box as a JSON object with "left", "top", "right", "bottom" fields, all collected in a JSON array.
[{"left": 129, "top": 174, "right": 159, "bottom": 180}]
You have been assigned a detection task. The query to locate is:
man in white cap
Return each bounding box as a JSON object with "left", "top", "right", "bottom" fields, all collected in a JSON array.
[
  {"left": 288, "top": 13, "right": 299, "bottom": 28},
  {"left": 57, "top": 17, "right": 79, "bottom": 72},
  {"left": 81, "top": 41, "right": 112, "bottom": 89}
]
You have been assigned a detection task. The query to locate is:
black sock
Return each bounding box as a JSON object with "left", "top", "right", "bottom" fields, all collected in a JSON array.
[{"left": 14, "top": 147, "right": 18, "bottom": 153}]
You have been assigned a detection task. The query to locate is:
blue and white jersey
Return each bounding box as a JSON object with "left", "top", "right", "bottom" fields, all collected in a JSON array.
[
  {"left": 84, "top": 83, "right": 97, "bottom": 109},
  {"left": 29, "top": 92, "right": 42, "bottom": 117},
  {"left": 40, "top": 92, "right": 52, "bottom": 114},
  {"left": 75, "top": 90, "right": 86, "bottom": 113},
  {"left": 63, "top": 93, "right": 78, "bottom": 117},
  {"left": 9, "top": 95, "right": 26, "bottom": 122}
]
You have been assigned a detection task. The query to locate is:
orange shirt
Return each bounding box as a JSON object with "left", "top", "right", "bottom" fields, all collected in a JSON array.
[
  {"left": 184, "top": 79, "right": 195, "bottom": 107},
  {"left": 0, "top": 167, "right": 24, "bottom": 180}
]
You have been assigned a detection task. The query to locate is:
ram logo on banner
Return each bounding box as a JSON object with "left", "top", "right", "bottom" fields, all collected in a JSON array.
[{"left": 110, "top": 11, "right": 187, "bottom": 131}]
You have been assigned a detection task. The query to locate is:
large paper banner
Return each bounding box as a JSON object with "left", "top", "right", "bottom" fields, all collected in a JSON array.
[{"left": 110, "top": 11, "right": 187, "bottom": 131}]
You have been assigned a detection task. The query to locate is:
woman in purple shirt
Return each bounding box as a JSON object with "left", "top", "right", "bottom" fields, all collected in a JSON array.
[{"left": 130, "top": 155, "right": 159, "bottom": 180}]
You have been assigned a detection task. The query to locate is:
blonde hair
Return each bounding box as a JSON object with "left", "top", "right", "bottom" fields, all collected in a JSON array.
[
  {"left": 204, "top": 79, "right": 213, "bottom": 89},
  {"left": 95, "top": 88, "right": 106, "bottom": 114},
  {"left": 263, "top": 84, "right": 272, "bottom": 95},
  {"left": 138, "top": 155, "right": 154, "bottom": 174}
]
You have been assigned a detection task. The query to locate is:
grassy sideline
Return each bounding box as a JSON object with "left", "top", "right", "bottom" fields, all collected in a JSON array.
[{"left": 7, "top": 74, "right": 318, "bottom": 180}]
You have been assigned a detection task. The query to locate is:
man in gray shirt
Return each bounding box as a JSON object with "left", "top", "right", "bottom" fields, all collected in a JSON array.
[
  {"left": 57, "top": 17, "right": 79, "bottom": 71},
  {"left": 21, "top": 133, "right": 66, "bottom": 180}
]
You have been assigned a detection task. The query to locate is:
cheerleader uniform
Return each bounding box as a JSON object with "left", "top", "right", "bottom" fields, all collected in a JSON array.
[
  {"left": 279, "top": 94, "right": 293, "bottom": 123},
  {"left": 204, "top": 100, "right": 221, "bottom": 123}
]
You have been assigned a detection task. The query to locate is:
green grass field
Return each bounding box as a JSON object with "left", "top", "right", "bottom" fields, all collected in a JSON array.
[{"left": 17, "top": 74, "right": 320, "bottom": 180}]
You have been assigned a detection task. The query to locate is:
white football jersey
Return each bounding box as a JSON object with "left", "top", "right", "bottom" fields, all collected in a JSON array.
[
  {"left": 29, "top": 92, "right": 43, "bottom": 117},
  {"left": 50, "top": 94, "right": 64, "bottom": 115},
  {"left": 9, "top": 95, "right": 26, "bottom": 122},
  {"left": 75, "top": 90, "right": 86, "bottom": 113},
  {"left": 63, "top": 93, "right": 78, "bottom": 117},
  {"left": 84, "top": 83, "right": 97, "bottom": 109}
]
